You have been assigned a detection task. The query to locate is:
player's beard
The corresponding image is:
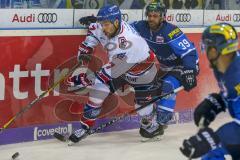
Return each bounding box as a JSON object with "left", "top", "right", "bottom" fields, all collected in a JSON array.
[
  {"left": 148, "top": 20, "right": 161, "bottom": 31},
  {"left": 104, "top": 24, "right": 119, "bottom": 38}
]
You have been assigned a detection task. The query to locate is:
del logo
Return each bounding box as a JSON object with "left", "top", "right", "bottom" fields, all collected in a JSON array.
[{"left": 234, "top": 83, "right": 240, "bottom": 95}]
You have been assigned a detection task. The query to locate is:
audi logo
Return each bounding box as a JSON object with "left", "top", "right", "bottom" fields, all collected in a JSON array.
[
  {"left": 233, "top": 14, "right": 240, "bottom": 22},
  {"left": 38, "top": 13, "right": 57, "bottom": 23},
  {"left": 175, "top": 13, "right": 191, "bottom": 22},
  {"left": 121, "top": 13, "right": 129, "bottom": 22},
  {"left": 88, "top": 0, "right": 99, "bottom": 9}
]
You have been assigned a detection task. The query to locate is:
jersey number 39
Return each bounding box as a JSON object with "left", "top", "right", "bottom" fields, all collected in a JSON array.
[{"left": 178, "top": 39, "right": 191, "bottom": 50}]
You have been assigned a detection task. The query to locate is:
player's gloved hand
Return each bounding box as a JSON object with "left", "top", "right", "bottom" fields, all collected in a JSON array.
[
  {"left": 194, "top": 93, "right": 227, "bottom": 127},
  {"left": 180, "top": 68, "right": 197, "bottom": 91},
  {"left": 77, "top": 43, "right": 93, "bottom": 62},
  {"left": 180, "top": 127, "right": 221, "bottom": 159},
  {"left": 171, "top": 67, "right": 197, "bottom": 91},
  {"left": 67, "top": 73, "right": 93, "bottom": 89},
  {"left": 79, "top": 16, "right": 97, "bottom": 26}
]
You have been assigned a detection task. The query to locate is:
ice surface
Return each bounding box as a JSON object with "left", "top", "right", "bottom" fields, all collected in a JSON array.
[{"left": 0, "top": 113, "right": 232, "bottom": 160}]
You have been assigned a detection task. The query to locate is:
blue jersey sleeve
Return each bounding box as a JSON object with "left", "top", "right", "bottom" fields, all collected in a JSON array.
[
  {"left": 168, "top": 34, "right": 196, "bottom": 58},
  {"left": 130, "top": 21, "right": 137, "bottom": 27},
  {"left": 130, "top": 21, "right": 143, "bottom": 33},
  {"left": 226, "top": 78, "right": 240, "bottom": 120},
  {"left": 228, "top": 99, "right": 240, "bottom": 120},
  {"left": 168, "top": 34, "right": 198, "bottom": 69},
  {"left": 218, "top": 55, "right": 240, "bottom": 121}
]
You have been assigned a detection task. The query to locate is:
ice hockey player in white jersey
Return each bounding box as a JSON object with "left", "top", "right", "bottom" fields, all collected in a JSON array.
[{"left": 66, "top": 4, "right": 166, "bottom": 144}]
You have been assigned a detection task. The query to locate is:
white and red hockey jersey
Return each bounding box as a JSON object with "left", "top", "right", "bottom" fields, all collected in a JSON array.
[
  {"left": 84, "top": 21, "right": 151, "bottom": 64},
  {"left": 80, "top": 21, "right": 156, "bottom": 85}
]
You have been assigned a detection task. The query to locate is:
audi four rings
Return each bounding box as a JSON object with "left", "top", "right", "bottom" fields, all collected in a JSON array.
[
  {"left": 175, "top": 13, "right": 191, "bottom": 22},
  {"left": 233, "top": 14, "right": 240, "bottom": 22},
  {"left": 38, "top": 13, "right": 57, "bottom": 23},
  {"left": 121, "top": 13, "right": 129, "bottom": 22}
]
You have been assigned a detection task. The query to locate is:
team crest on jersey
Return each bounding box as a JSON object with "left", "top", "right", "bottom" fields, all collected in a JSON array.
[
  {"left": 234, "top": 83, "right": 240, "bottom": 95},
  {"left": 118, "top": 36, "right": 132, "bottom": 49},
  {"left": 156, "top": 36, "right": 164, "bottom": 43}
]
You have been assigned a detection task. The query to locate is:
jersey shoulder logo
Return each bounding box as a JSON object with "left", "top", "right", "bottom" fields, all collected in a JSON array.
[
  {"left": 234, "top": 83, "right": 240, "bottom": 95},
  {"left": 168, "top": 28, "right": 181, "bottom": 39}
]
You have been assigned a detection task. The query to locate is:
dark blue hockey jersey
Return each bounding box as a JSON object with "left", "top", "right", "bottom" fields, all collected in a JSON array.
[
  {"left": 214, "top": 52, "right": 240, "bottom": 121},
  {"left": 131, "top": 20, "right": 198, "bottom": 70}
]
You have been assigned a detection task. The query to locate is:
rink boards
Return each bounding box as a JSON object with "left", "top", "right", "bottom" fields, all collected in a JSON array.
[{"left": 0, "top": 28, "right": 239, "bottom": 145}]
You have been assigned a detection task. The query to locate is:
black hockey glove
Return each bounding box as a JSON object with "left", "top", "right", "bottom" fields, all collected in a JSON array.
[
  {"left": 194, "top": 93, "right": 227, "bottom": 127},
  {"left": 180, "top": 127, "right": 221, "bottom": 159},
  {"left": 171, "top": 67, "right": 197, "bottom": 91},
  {"left": 79, "top": 16, "right": 97, "bottom": 26}
]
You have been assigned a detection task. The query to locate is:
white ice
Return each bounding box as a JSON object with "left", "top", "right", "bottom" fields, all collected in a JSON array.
[{"left": 0, "top": 113, "right": 232, "bottom": 160}]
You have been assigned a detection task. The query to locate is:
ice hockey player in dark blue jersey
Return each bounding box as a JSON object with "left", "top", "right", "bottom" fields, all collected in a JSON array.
[
  {"left": 130, "top": 2, "right": 199, "bottom": 139},
  {"left": 180, "top": 23, "right": 240, "bottom": 160}
]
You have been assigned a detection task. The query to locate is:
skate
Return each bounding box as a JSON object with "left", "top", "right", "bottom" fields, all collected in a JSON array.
[
  {"left": 139, "top": 115, "right": 167, "bottom": 142},
  {"left": 68, "top": 123, "right": 90, "bottom": 146},
  {"left": 140, "top": 124, "right": 167, "bottom": 142},
  {"left": 53, "top": 122, "right": 90, "bottom": 145}
]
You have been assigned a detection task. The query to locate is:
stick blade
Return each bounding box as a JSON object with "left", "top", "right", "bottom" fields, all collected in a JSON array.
[{"left": 53, "top": 132, "right": 67, "bottom": 142}]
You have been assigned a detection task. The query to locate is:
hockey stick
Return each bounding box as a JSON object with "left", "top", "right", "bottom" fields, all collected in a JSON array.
[
  {"left": 54, "top": 86, "right": 184, "bottom": 142},
  {"left": 88, "top": 86, "right": 183, "bottom": 134},
  {"left": 0, "top": 62, "right": 81, "bottom": 133}
]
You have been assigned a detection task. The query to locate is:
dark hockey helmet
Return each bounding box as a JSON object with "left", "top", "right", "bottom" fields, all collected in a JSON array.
[
  {"left": 201, "top": 23, "right": 238, "bottom": 55},
  {"left": 145, "top": 2, "right": 167, "bottom": 18}
]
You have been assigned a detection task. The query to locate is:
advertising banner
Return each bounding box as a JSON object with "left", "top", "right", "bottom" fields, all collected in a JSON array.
[
  {"left": 121, "top": 9, "right": 143, "bottom": 23},
  {"left": 204, "top": 10, "right": 240, "bottom": 26},
  {"left": 166, "top": 9, "right": 204, "bottom": 27},
  {"left": 73, "top": 9, "right": 142, "bottom": 28},
  {"left": 0, "top": 9, "right": 74, "bottom": 29},
  {"left": 2, "top": 9, "right": 240, "bottom": 29},
  {"left": 0, "top": 110, "right": 195, "bottom": 145}
]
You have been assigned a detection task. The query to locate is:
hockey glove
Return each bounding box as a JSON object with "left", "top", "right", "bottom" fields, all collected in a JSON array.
[
  {"left": 67, "top": 73, "right": 93, "bottom": 90},
  {"left": 180, "top": 127, "right": 221, "bottom": 159},
  {"left": 171, "top": 67, "right": 197, "bottom": 91},
  {"left": 194, "top": 93, "right": 227, "bottom": 127},
  {"left": 77, "top": 43, "right": 93, "bottom": 62},
  {"left": 79, "top": 16, "right": 97, "bottom": 26}
]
